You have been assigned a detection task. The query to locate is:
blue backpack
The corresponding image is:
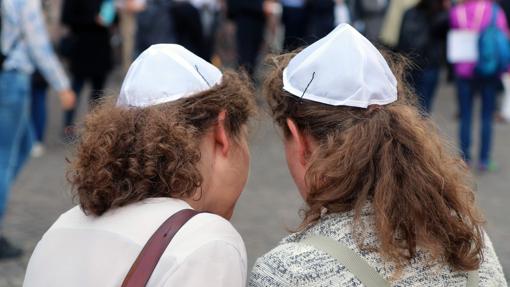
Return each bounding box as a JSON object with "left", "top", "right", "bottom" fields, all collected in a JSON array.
[{"left": 476, "top": 4, "right": 510, "bottom": 77}]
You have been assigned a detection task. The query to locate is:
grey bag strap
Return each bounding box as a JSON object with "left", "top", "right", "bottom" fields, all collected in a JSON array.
[
  {"left": 300, "top": 236, "right": 480, "bottom": 287},
  {"left": 467, "top": 269, "right": 479, "bottom": 287},
  {"left": 300, "top": 236, "right": 390, "bottom": 287}
]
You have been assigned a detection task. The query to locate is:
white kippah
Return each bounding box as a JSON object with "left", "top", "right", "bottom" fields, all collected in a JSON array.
[
  {"left": 117, "top": 44, "right": 222, "bottom": 107},
  {"left": 283, "top": 24, "right": 397, "bottom": 108}
]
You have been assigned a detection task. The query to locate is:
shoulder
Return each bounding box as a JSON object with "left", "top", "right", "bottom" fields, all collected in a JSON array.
[
  {"left": 160, "top": 213, "right": 247, "bottom": 286},
  {"left": 51, "top": 201, "right": 246, "bottom": 258},
  {"left": 186, "top": 212, "right": 245, "bottom": 248},
  {"left": 478, "top": 231, "right": 507, "bottom": 286},
  {"left": 166, "top": 212, "right": 246, "bottom": 263},
  {"left": 249, "top": 210, "right": 378, "bottom": 287},
  {"left": 249, "top": 240, "right": 358, "bottom": 287}
]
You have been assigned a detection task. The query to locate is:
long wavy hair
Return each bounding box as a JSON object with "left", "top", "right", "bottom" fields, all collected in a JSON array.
[
  {"left": 68, "top": 71, "right": 256, "bottom": 216},
  {"left": 263, "top": 52, "right": 485, "bottom": 271}
]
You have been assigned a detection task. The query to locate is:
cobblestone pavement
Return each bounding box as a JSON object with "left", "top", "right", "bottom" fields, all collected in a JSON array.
[{"left": 0, "top": 74, "right": 509, "bottom": 286}]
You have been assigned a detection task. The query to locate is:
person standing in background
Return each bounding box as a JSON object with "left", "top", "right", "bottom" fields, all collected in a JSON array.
[
  {"left": 172, "top": 0, "right": 221, "bottom": 61},
  {"left": 398, "top": 0, "right": 449, "bottom": 113},
  {"left": 61, "top": 0, "right": 114, "bottom": 138},
  {"left": 170, "top": 1, "right": 204, "bottom": 57},
  {"left": 450, "top": 0, "right": 509, "bottom": 172},
  {"left": 194, "top": 0, "right": 222, "bottom": 61},
  {"left": 135, "top": 0, "right": 175, "bottom": 55},
  {"left": 280, "top": 0, "right": 336, "bottom": 51},
  {"left": 304, "top": 0, "right": 335, "bottom": 42},
  {"left": 227, "top": 0, "right": 272, "bottom": 77},
  {"left": 354, "top": 0, "right": 388, "bottom": 42},
  {"left": 0, "top": 0, "right": 75, "bottom": 259},
  {"left": 170, "top": 0, "right": 220, "bottom": 61},
  {"left": 379, "top": 0, "right": 418, "bottom": 48},
  {"left": 280, "top": 0, "right": 307, "bottom": 51}
]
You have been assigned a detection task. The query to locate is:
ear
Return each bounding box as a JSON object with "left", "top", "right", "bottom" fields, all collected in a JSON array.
[
  {"left": 214, "top": 110, "right": 230, "bottom": 156},
  {"left": 286, "top": 118, "right": 312, "bottom": 166}
]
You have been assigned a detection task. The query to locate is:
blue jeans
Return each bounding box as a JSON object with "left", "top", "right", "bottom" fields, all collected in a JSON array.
[
  {"left": 412, "top": 68, "right": 440, "bottom": 113},
  {"left": 456, "top": 77, "right": 497, "bottom": 164},
  {"left": 31, "top": 87, "right": 47, "bottom": 143},
  {"left": 0, "top": 70, "right": 33, "bottom": 223},
  {"left": 64, "top": 75, "right": 106, "bottom": 128}
]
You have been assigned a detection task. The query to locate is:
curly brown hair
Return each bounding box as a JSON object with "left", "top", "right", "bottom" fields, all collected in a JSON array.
[
  {"left": 263, "top": 52, "right": 485, "bottom": 271},
  {"left": 68, "top": 71, "right": 256, "bottom": 216}
]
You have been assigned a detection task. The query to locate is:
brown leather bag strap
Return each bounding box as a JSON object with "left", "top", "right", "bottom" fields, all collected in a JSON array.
[{"left": 121, "top": 209, "right": 202, "bottom": 287}]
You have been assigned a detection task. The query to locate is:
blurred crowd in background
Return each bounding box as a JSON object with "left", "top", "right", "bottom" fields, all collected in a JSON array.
[
  {"left": 50, "top": 0, "right": 510, "bottom": 168},
  {"left": 1, "top": 0, "right": 510, "bottom": 259},
  {"left": 16, "top": 0, "right": 510, "bottom": 136}
]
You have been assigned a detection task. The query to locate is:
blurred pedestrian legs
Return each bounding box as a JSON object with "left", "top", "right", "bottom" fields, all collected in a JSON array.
[
  {"left": 0, "top": 71, "right": 32, "bottom": 259},
  {"left": 227, "top": 0, "right": 267, "bottom": 77},
  {"left": 61, "top": 0, "right": 113, "bottom": 136},
  {"left": 1, "top": 0, "right": 75, "bottom": 259},
  {"left": 63, "top": 75, "right": 106, "bottom": 135},
  {"left": 457, "top": 77, "right": 498, "bottom": 168},
  {"left": 412, "top": 69, "right": 441, "bottom": 112},
  {"left": 30, "top": 71, "right": 48, "bottom": 157}
]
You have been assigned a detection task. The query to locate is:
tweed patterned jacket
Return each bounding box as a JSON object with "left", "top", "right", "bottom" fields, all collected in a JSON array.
[{"left": 249, "top": 206, "right": 507, "bottom": 287}]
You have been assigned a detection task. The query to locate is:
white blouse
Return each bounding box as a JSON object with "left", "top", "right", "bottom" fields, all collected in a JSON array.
[{"left": 23, "top": 198, "right": 247, "bottom": 287}]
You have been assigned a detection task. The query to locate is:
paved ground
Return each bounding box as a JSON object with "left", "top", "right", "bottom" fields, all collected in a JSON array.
[{"left": 0, "top": 72, "right": 509, "bottom": 286}]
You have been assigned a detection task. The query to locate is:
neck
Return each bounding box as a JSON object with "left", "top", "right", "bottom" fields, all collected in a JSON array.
[{"left": 181, "top": 193, "right": 205, "bottom": 212}]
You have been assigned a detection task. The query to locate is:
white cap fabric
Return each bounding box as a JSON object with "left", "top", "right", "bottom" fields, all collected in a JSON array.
[
  {"left": 117, "top": 44, "right": 222, "bottom": 108},
  {"left": 283, "top": 24, "right": 397, "bottom": 108}
]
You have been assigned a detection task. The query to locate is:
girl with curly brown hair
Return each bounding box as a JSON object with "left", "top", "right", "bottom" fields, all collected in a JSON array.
[
  {"left": 249, "top": 24, "right": 507, "bottom": 287},
  {"left": 23, "top": 44, "right": 257, "bottom": 287}
]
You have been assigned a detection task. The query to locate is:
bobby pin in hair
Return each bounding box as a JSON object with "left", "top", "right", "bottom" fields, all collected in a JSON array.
[
  {"left": 194, "top": 65, "right": 211, "bottom": 87},
  {"left": 300, "top": 72, "right": 316, "bottom": 103}
]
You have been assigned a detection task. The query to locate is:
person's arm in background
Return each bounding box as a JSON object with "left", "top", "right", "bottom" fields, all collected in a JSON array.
[{"left": 21, "top": 0, "right": 75, "bottom": 109}]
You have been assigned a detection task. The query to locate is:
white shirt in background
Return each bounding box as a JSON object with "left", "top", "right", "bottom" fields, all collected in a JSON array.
[{"left": 23, "top": 198, "right": 247, "bottom": 287}]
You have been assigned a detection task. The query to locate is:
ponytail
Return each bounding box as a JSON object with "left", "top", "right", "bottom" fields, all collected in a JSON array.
[{"left": 303, "top": 102, "right": 484, "bottom": 271}]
